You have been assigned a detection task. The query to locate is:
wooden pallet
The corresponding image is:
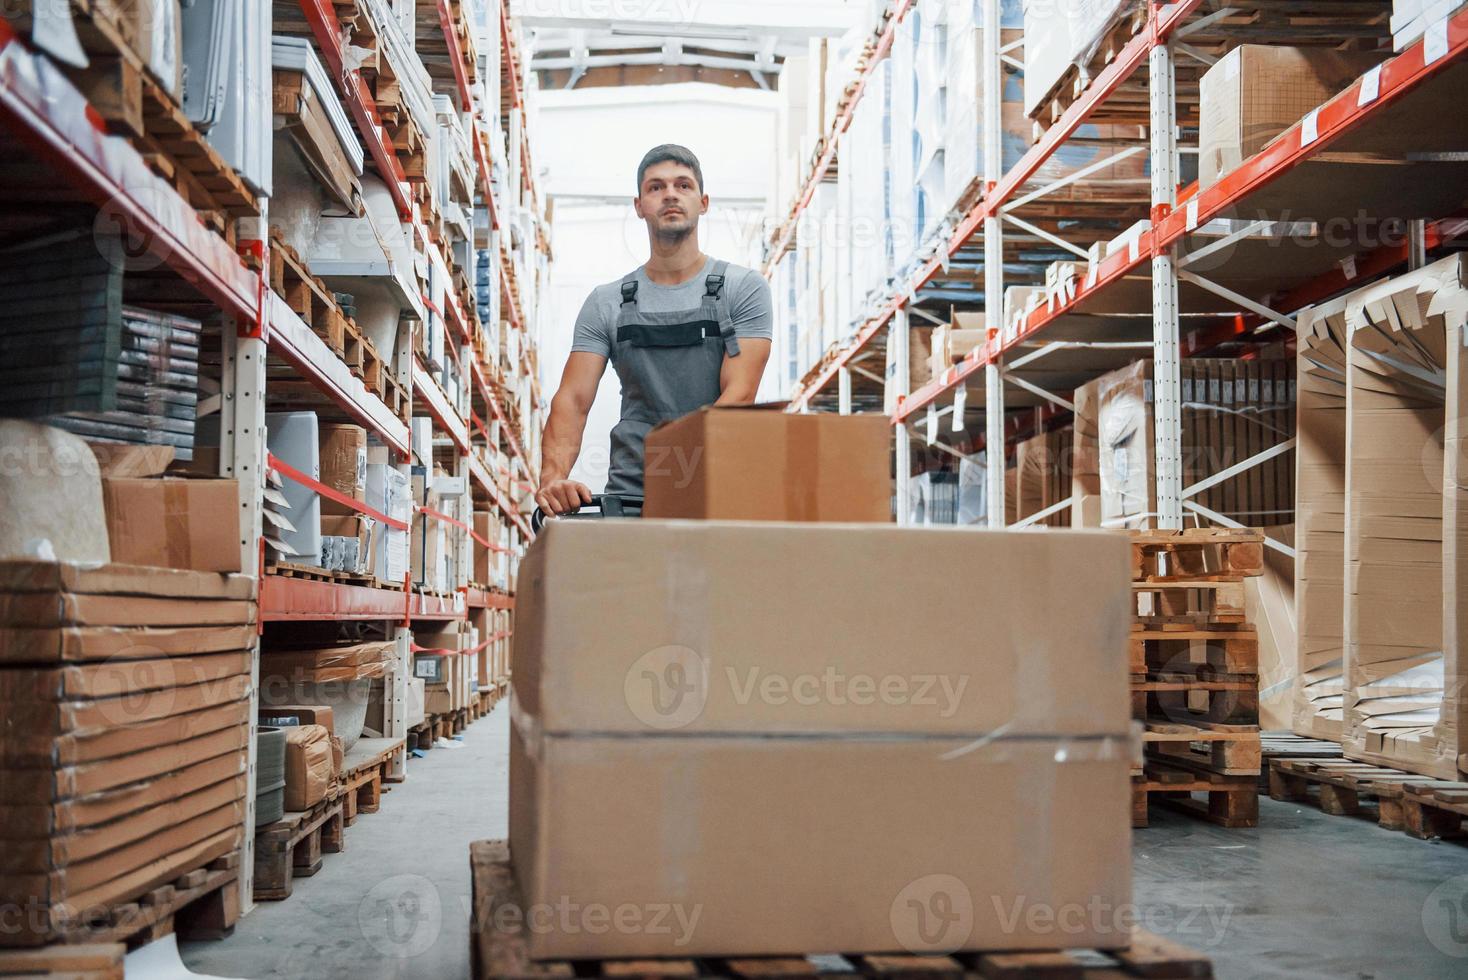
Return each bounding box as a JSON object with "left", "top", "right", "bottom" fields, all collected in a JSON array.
[
  {"left": 1132, "top": 579, "right": 1248, "bottom": 626},
  {"left": 0, "top": 851, "right": 241, "bottom": 950},
  {"left": 1130, "top": 626, "right": 1258, "bottom": 674},
  {"left": 269, "top": 231, "right": 349, "bottom": 356},
  {"left": 1136, "top": 673, "right": 1258, "bottom": 726},
  {"left": 468, "top": 840, "right": 1213, "bottom": 980},
  {"left": 265, "top": 561, "right": 375, "bottom": 588},
  {"left": 1257, "top": 732, "right": 1342, "bottom": 788},
  {"left": 1134, "top": 760, "right": 1257, "bottom": 828},
  {"left": 27, "top": 0, "right": 259, "bottom": 241},
  {"left": 253, "top": 798, "right": 346, "bottom": 901},
  {"left": 1131, "top": 528, "right": 1264, "bottom": 580},
  {"left": 0, "top": 942, "right": 125, "bottom": 979},
  {"left": 1143, "top": 722, "right": 1261, "bottom": 776},
  {"left": 1027, "top": 2, "right": 1148, "bottom": 130},
  {"left": 340, "top": 737, "right": 403, "bottom": 825},
  {"left": 1268, "top": 758, "right": 1446, "bottom": 832},
  {"left": 1400, "top": 782, "right": 1468, "bottom": 840}
]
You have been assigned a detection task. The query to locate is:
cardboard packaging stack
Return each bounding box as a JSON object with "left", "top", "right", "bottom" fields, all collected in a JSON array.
[
  {"left": 1339, "top": 255, "right": 1467, "bottom": 780},
  {"left": 1094, "top": 358, "right": 1296, "bottom": 529},
  {"left": 91, "top": 444, "right": 242, "bottom": 574},
  {"left": 0, "top": 561, "right": 255, "bottom": 945},
  {"left": 1198, "top": 45, "right": 1384, "bottom": 189},
  {"left": 414, "top": 622, "right": 476, "bottom": 716},
  {"left": 471, "top": 607, "right": 512, "bottom": 693},
  {"left": 1293, "top": 296, "right": 1352, "bottom": 742},
  {"left": 643, "top": 408, "right": 892, "bottom": 522},
  {"left": 412, "top": 466, "right": 464, "bottom": 593},
  {"left": 473, "top": 511, "right": 511, "bottom": 591},
  {"left": 1013, "top": 427, "right": 1074, "bottom": 527},
  {"left": 318, "top": 424, "right": 374, "bottom": 576},
  {"left": 365, "top": 447, "right": 410, "bottom": 587},
  {"left": 257, "top": 706, "right": 344, "bottom": 812},
  {"left": 510, "top": 521, "right": 1133, "bottom": 959},
  {"left": 929, "top": 311, "right": 988, "bottom": 380},
  {"left": 259, "top": 642, "right": 393, "bottom": 752}
]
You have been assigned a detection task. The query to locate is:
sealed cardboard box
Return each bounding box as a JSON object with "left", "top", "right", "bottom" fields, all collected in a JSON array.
[
  {"left": 643, "top": 408, "right": 892, "bottom": 522},
  {"left": 319, "top": 424, "right": 367, "bottom": 513},
  {"left": 510, "top": 521, "right": 1132, "bottom": 958},
  {"left": 282, "top": 724, "right": 333, "bottom": 811},
  {"left": 1198, "top": 45, "right": 1383, "bottom": 187},
  {"left": 101, "top": 478, "right": 241, "bottom": 572}
]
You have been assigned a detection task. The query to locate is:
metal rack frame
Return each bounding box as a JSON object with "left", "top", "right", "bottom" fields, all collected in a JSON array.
[
  {"left": 770, "top": 0, "right": 1468, "bottom": 532},
  {"left": 0, "top": 0, "right": 546, "bottom": 910}
]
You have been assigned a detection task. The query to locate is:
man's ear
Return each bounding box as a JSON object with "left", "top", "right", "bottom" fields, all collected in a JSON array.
[
  {"left": 633, "top": 195, "right": 645, "bottom": 218},
  {"left": 700, "top": 194, "right": 709, "bottom": 214}
]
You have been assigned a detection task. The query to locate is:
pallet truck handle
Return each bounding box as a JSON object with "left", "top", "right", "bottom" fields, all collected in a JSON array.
[{"left": 530, "top": 494, "right": 644, "bottom": 533}]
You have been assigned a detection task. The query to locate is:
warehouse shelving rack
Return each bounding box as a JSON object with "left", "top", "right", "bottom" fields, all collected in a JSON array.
[
  {"left": 768, "top": 0, "right": 1468, "bottom": 534},
  {"left": 0, "top": 0, "right": 545, "bottom": 911}
]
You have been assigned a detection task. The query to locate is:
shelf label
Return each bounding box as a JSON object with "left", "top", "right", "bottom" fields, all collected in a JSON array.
[
  {"left": 925, "top": 404, "right": 938, "bottom": 444},
  {"left": 1357, "top": 64, "right": 1382, "bottom": 106},
  {"left": 1185, "top": 199, "right": 1200, "bottom": 232},
  {"left": 1300, "top": 108, "right": 1320, "bottom": 147},
  {"left": 1340, "top": 255, "right": 1358, "bottom": 280},
  {"left": 1425, "top": 17, "right": 1450, "bottom": 64},
  {"left": 952, "top": 385, "right": 967, "bottom": 431}
]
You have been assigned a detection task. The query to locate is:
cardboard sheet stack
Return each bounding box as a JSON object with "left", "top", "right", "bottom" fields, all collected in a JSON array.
[
  {"left": 1290, "top": 254, "right": 1468, "bottom": 783},
  {"left": 0, "top": 562, "right": 255, "bottom": 945},
  {"left": 1094, "top": 358, "right": 1296, "bottom": 529},
  {"left": 510, "top": 520, "right": 1133, "bottom": 958},
  {"left": 1339, "top": 255, "right": 1466, "bottom": 780}
]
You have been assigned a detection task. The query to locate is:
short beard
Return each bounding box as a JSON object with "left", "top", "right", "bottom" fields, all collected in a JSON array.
[{"left": 652, "top": 222, "right": 693, "bottom": 246}]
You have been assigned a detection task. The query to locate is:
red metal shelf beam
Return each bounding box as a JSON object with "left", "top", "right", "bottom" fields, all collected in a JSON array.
[
  {"left": 260, "top": 575, "right": 465, "bottom": 621},
  {"left": 467, "top": 587, "right": 515, "bottom": 610}
]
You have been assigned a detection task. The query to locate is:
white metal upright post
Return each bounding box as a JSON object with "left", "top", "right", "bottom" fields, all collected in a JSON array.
[
  {"left": 1149, "top": 31, "right": 1184, "bottom": 529},
  {"left": 220, "top": 307, "right": 266, "bottom": 913},
  {"left": 892, "top": 307, "right": 911, "bottom": 525},
  {"left": 982, "top": 0, "right": 1005, "bottom": 529},
  {"left": 838, "top": 366, "right": 852, "bottom": 415}
]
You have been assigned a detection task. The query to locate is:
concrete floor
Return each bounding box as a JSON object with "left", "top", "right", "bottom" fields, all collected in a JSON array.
[{"left": 182, "top": 709, "right": 1468, "bottom": 979}]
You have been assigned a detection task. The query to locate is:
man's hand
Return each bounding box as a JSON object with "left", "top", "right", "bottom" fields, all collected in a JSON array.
[{"left": 535, "top": 479, "right": 594, "bottom": 516}]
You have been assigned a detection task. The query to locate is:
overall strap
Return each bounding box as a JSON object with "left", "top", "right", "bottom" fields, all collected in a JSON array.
[{"left": 704, "top": 260, "right": 741, "bottom": 357}]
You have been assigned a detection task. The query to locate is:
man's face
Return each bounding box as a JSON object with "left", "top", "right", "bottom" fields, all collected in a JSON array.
[{"left": 633, "top": 161, "right": 707, "bottom": 240}]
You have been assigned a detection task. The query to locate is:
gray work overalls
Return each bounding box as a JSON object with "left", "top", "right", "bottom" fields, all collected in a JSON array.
[{"left": 605, "top": 260, "right": 741, "bottom": 495}]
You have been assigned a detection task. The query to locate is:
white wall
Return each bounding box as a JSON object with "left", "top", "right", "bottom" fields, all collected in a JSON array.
[{"left": 535, "top": 82, "right": 784, "bottom": 492}]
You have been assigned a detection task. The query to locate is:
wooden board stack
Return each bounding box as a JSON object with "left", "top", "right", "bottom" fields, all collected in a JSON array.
[
  {"left": 1129, "top": 528, "right": 1265, "bottom": 828},
  {"left": 0, "top": 561, "right": 255, "bottom": 947}
]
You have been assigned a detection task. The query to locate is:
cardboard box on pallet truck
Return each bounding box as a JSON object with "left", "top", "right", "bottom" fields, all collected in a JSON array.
[
  {"left": 643, "top": 407, "right": 892, "bottom": 522},
  {"left": 510, "top": 521, "right": 1132, "bottom": 959}
]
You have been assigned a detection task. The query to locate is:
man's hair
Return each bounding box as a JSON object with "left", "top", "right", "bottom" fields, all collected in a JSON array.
[{"left": 636, "top": 144, "right": 703, "bottom": 193}]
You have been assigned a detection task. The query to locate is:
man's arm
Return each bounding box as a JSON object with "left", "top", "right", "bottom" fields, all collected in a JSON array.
[
  {"left": 714, "top": 271, "right": 774, "bottom": 403},
  {"left": 715, "top": 338, "right": 772, "bottom": 404},
  {"left": 536, "top": 351, "right": 606, "bottom": 514}
]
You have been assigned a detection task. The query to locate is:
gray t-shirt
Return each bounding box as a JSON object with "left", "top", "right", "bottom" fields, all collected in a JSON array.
[{"left": 570, "top": 257, "right": 773, "bottom": 357}]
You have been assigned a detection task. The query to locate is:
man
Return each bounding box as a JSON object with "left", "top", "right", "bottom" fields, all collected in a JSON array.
[{"left": 535, "top": 144, "right": 773, "bottom": 515}]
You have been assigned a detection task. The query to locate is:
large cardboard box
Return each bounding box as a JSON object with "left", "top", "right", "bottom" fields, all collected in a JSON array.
[
  {"left": 643, "top": 408, "right": 892, "bottom": 522},
  {"left": 1198, "top": 45, "right": 1384, "bottom": 188},
  {"left": 101, "top": 478, "right": 241, "bottom": 573},
  {"left": 318, "top": 424, "right": 367, "bottom": 513},
  {"left": 282, "top": 724, "right": 333, "bottom": 811},
  {"left": 510, "top": 521, "right": 1132, "bottom": 959}
]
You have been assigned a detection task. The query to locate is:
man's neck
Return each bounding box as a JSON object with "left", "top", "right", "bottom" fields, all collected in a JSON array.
[{"left": 643, "top": 235, "right": 706, "bottom": 286}]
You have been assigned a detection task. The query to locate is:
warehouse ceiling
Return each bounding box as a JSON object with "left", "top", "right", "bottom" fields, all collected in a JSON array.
[{"left": 518, "top": 0, "right": 854, "bottom": 90}]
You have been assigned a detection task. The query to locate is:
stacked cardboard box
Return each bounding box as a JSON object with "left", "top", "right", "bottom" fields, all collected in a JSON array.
[
  {"left": 414, "top": 622, "right": 475, "bottom": 716},
  {"left": 1095, "top": 358, "right": 1296, "bottom": 529},
  {"left": 1014, "top": 428, "right": 1074, "bottom": 527},
  {"left": 318, "top": 424, "right": 375, "bottom": 576},
  {"left": 1340, "top": 255, "right": 1467, "bottom": 780},
  {"left": 511, "top": 520, "right": 1132, "bottom": 959},
  {"left": 0, "top": 562, "right": 255, "bottom": 945},
  {"left": 470, "top": 607, "right": 512, "bottom": 693},
  {"left": 1198, "top": 45, "right": 1384, "bottom": 189}
]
